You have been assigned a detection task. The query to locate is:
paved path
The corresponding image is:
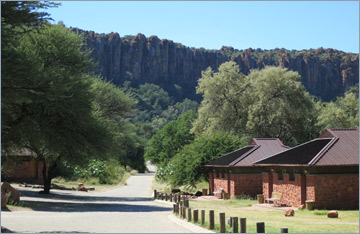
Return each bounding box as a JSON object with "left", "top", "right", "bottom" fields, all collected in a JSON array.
[{"left": 1, "top": 165, "right": 192, "bottom": 233}]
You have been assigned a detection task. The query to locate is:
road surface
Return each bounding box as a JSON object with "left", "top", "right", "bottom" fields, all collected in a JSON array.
[{"left": 1, "top": 164, "right": 192, "bottom": 233}]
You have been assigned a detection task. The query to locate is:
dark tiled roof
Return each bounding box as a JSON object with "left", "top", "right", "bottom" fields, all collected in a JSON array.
[
  {"left": 256, "top": 128, "right": 359, "bottom": 166},
  {"left": 205, "top": 146, "right": 255, "bottom": 166},
  {"left": 205, "top": 138, "right": 289, "bottom": 167}
]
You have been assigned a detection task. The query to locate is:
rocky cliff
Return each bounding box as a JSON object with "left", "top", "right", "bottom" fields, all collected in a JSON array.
[{"left": 74, "top": 28, "right": 359, "bottom": 101}]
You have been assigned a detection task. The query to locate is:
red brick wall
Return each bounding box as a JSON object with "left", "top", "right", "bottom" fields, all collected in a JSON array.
[
  {"left": 230, "top": 174, "right": 262, "bottom": 198},
  {"left": 213, "top": 173, "right": 229, "bottom": 194},
  {"left": 306, "top": 174, "right": 359, "bottom": 209},
  {"left": 262, "top": 172, "right": 272, "bottom": 201},
  {"left": 272, "top": 173, "right": 304, "bottom": 207}
]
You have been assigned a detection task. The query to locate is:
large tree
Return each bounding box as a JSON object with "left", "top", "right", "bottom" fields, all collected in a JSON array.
[
  {"left": 316, "top": 85, "right": 359, "bottom": 129},
  {"left": 2, "top": 23, "right": 118, "bottom": 193},
  {"left": 192, "top": 62, "right": 319, "bottom": 146}
]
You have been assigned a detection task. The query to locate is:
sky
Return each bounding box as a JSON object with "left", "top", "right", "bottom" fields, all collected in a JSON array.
[{"left": 46, "top": 1, "right": 359, "bottom": 53}]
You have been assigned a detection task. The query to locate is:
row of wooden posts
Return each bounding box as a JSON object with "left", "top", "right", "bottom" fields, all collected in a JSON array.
[{"left": 154, "top": 190, "right": 289, "bottom": 233}]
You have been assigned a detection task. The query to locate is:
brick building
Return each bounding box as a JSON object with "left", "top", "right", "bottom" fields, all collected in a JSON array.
[
  {"left": 256, "top": 128, "right": 359, "bottom": 209},
  {"left": 205, "top": 138, "right": 289, "bottom": 199},
  {"left": 1, "top": 149, "right": 46, "bottom": 184}
]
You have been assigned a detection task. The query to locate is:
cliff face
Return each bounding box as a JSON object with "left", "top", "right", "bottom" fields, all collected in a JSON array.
[{"left": 76, "top": 28, "right": 359, "bottom": 101}]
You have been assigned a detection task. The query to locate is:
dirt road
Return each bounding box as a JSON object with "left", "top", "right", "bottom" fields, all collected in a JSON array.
[{"left": 1, "top": 167, "right": 192, "bottom": 233}]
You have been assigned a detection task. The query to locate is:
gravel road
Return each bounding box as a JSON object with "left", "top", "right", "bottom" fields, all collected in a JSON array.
[{"left": 1, "top": 165, "right": 192, "bottom": 233}]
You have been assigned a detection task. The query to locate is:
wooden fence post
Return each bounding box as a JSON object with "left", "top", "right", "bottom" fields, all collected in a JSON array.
[
  {"left": 219, "top": 212, "right": 226, "bottom": 233},
  {"left": 180, "top": 206, "right": 183, "bottom": 217},
  {"left": 183, "top": 207, "right": 187, "bottom": 219},
  {"left": 187, "top": 208, "right": 192, "bottom": 222},
  {"left": 232, "top": 217, "right": 238, "bottom": 233},
  {"left": 170, "top": 193, "right": 173, "bottom": 202},
  {"left": 185, "top": 199, "right": 189, "bottom": 208},
  {"left": 154, "top": 190, "right": 157, "bottom": 199},
  {"left": 193, "top": 209, "right": 199, "bottom": 223},
  {"left": 201, "top": 210, "right": 205, "bottom": 225},
  {"left": 173, "top": 204, "right": 176, "bottom": 213},
  {"left": 165, "top": 193, "right": 168, "bottom": 201},
  {"left": 209, "top": 210, "right": 215, "bottom": 230},
  {"left": 256, "top": 222, "right": 265, "bottom": 233},
  {"left": 281, "top": 228, "right": 288, "bottom": 233},
  {"left": 240, "top": 217, "right": 246, "bottom": 233}
]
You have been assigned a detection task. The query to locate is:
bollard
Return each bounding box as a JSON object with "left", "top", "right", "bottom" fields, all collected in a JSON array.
[
  {"left": 170, "top": 194, "right": 173, "bottom": 202},
  {"left": 256, "top": 222, "right": 265, "bottom": 233},
  {"left": 185, "top": 199, "right": 189, "bottom": 208},
  {"left": 232, "top": 217, "right": 239, "bottom": 233},
  {"left": 240, "top": 217, "right": 246, "bottom": 233},
  {"left": 228, "top": 217, "right": 233, "bottom": 227},
  {"left": 180, "top": 201, "right": 183, "bottom": 207},
  {"left": 193, "top": 209, "right": 199, "bottom": 223},
  {"left": 183, "top": 207, "right": 187, "bottom": 219},
  {"left": 161, "top": 193, "right": 164, "bottom": 200},
  {"left": 187, "top": 208, "right": 192, "bottom": 222},
  {"left": 165, "top": 193, "right": 168, "bottom": 201},
  {"left": 281, "top": 228, "right": 288, "bottom": 233},
  {"left": 201, "top": 210, "right": 205, "bottom": 225},
  {"left": 173, "top": 204, "right": 176, "bottom": 213},
  {"left": 209, "top": 210, "right": 215, "bottom": 230},
  {"left": 180, "top": 206, "right": 183, "bottom": 217},
  {"left": 154, "top": 190, "right": 157, "bottom": 199},
  {"left": 219, "top": 212, "right": 226, "bottom": 233}
]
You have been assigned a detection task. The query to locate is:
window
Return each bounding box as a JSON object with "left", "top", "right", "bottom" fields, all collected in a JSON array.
[
  {"left": 216, "top": 172, "right": 219, "bottom": 178},
  {"left": 278, "top": 171, "right": 283, "bottom": 180},
  {"left": 289, "top": 171, "right": 295, "bottom": 181},
  {"left": 222, "top": 173, "right": 225, "bottom": 179}
]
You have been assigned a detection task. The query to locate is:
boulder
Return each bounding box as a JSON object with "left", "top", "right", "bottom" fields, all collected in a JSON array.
[
  {"left": 77, "top": 183, "right": 88, "bottom": 192},
  {"left": 285, "top": 209, "right": 295, "bottom": 217},
  {"left": 1, "top": 182, "right": 20, "bottom": 206},
  {"left": 327, "top": 210, "right": 338, "bottom": 218},
  {"left": 195, "top": 191, "right": 202, "bottom": 196}
]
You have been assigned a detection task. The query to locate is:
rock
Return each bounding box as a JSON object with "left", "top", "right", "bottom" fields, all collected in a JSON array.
[
  {"left": 1, "top": 189, "right": 6, "bottom": 209},
  {"left": 77, "top": 183, "right": 88, "bottom": 192},
  {"left": 328, "top": 210, "right": 338, "bottom": 218},
  {"left": 1, "top": 182, "right": 20, "bottom": 206},
  {"left": 195, "top": 191, "right": 202, "bottom": 196},
  {"left": 74, "top": 28, "right": 359, "bottom": 103},
  {"left": 285, "top": 209, "right": 295, "bottom": 217}
]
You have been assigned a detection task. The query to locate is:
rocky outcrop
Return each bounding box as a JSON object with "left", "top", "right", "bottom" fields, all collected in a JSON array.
[{"left": 74, "top": 28, "right": 359, "bottom": 101}]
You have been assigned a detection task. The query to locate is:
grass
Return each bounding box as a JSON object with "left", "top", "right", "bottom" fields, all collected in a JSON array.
[
  {"left": 152, "top": 179, "right": 209, "bottom": 194},
  {"left": 51, "top": 170, "right": 134, "bottom": 192},
  {"left": 183, "top": 199, "right": 359, "bottom": 233},
  {"left": 6, "top": 201, "right": 48, "bottom": 211}
]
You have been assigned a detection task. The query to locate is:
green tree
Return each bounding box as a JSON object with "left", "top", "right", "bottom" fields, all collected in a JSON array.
[
  {"left": 192, "top": 63, "right": 318, "bottom": 146},
  {"left": 145, "top": 111, "right": 197, "bottom": 166},
  {"left": 169, "top": 133, "right": 246, "bottom": 187},
  {"left": 246, "top": 66, "right": 318, "bottom": 145},
  {"left": 317, "top": 85, "right": 359, "bottom": 129},
  {"left": 3, "top": 24, "right": 115, "bottom": 194},
  {"left": 192, "top": 61, "right": 250, "bottom": 136}
]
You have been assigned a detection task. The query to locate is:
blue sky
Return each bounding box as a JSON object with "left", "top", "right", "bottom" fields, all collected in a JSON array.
[{"left": 46, "top": 1, "right": 359, "bottom": 53}]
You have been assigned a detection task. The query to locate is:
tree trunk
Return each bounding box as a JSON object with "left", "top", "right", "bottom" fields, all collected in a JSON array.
[{"left": 42, "top": 159, "right": 58, "bottom": 194}]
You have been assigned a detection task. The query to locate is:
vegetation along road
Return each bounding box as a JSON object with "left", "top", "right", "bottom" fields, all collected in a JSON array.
[{"left": 1, "top": 166, "right": 192, "bottom": 233}]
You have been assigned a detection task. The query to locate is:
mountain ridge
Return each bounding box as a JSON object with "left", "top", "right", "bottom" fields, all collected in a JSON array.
[{"left": 72, "top": 28, "right": 359, "bottom": 102}]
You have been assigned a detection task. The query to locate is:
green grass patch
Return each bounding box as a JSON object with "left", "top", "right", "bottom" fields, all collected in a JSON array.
[
  {"left": 152, "top": 179, "right": 209, "bottom": 194},
  {"left": 183, "top": 199, "right": 359, "bottom": 233}
]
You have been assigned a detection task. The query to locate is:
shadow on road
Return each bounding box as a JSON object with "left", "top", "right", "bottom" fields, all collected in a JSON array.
[
  {"left": 3, "top": 200, "right": 172, "bottom": 213},
  {"left": 18, "top": 189, "right": 152, "bottom": 202}
]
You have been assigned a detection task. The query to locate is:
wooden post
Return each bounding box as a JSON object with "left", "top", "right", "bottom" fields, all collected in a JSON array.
[
  {"left": 232, "top": 217, "right": 239, "bottom": 233},
  {"left": 180, "top": 206, "right": 183, "bottom": 217},
  {"left": 165, "top": 193, "right": 168, "bottom": 201},
  {"left": 193, "top": 209, "right": 199, "bottom": 223},
  {"left": 281, "top": 228, "right": 288, "bottom": 233},
  {"left": 256, "top": 222, "right": 265, "bottom": 233},
  {"left": 180, "top": 201, "right": 183, "bottom": 207},
  {"left": 173, "top": 204, "right": 176, "bottom": 213},
  {"left": 183, "top": 207, "right": 187, "bottom": 219},
  {"left": 209, "top": 210, "right": 215, "bottom": 230},
  {"left": 170, "top": 193, "right": 173, "bottom": 202},
  {"left": 240, "top": 218, "right": 246, "bottom": 233},
  {"left": 229, "top": 217, "right": 233, "bottom": 227},
  {"left": 201, "top": 210, "right": 205, "bottom": 225},
  {"left": 187, "top": 208, "right": 192, "bottom": 222},
  {"left": 219, "top": 212, "right": 226, "bottom": 233},
  {"left": 154, "top": 190, "right": 157, "bottom": 199},
  {"left": 161, "top": 193, "right": 164, "bottom": 200},
  {"left": 185, "top": 199, "right": 189, "bottom": 208}
]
